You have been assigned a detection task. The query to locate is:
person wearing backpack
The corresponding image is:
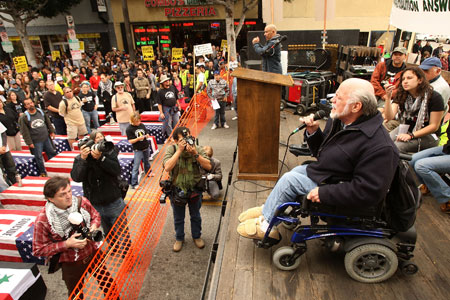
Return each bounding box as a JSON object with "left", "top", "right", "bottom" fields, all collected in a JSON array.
[
  {"left": 410, "top": 123, "right": 450, "bottom": 213},
  {"left": 19, "top": 98, "right": 56, "bottom": 177},
  {"left": 59, "top": 87, "right": 88, "bottom": 149}
]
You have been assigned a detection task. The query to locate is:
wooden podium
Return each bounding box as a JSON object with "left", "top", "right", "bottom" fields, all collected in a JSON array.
[{"left": 232, "top": 68, "right": 293, "bottom": 181}]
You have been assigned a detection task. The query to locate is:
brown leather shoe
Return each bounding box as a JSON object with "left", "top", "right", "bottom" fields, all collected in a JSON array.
[
  {"left": 173, "top": 240, "right": 183, "bottom": 252},
  {"left": 440, "top": 201, "right": 450, "bottom": 213},
  {"left": 419, "top": 184, "right": 429, "bottom": 195},
  {"left": 193, "top": 238, "right": 205, "bottom": 249}
]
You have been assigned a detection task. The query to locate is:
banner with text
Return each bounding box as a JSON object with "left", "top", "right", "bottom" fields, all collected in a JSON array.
[
  {"left": 13, "top": 56, "right": 28, "bottom": 73},
  {"left": 194, "top": 43, "right": 213, "bottom": 56},
  {"left": 390, "top": 1, "right": 450, "bottom": 35},
  {"left": 171, "top": 48, "right": 183, "bottom": 62},
  {"left": 220, "top": 39, "right": 227, "bottom": 51},
  {"left": 51, "top": 51, "right": 61, "bottom": 61},
  {"left": 142, "top": 46, "right": 155, "bottom": 61}
]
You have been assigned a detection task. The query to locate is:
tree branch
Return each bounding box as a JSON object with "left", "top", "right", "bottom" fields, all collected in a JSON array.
[
  {"left": 234, "top": 0, "right": 258, "bottom": 36},
  {"left": 210, "top": 0, "right": 228, "bottom": 6},
  {"left": 24, "top": 0, "right": 50, "bottom": 24}
]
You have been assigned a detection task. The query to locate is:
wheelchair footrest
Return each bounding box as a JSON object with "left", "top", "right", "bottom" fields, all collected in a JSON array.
[{"left": 255, "top": 235, "right": 282, "bottom": 249}]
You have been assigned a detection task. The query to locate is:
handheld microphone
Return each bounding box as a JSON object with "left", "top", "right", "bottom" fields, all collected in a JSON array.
[
  {"left": 291, "top": 110, "right": 326, "bottom": 134},
  {"left": 265, "top": 36, "right": 287, "bottom": 54}
]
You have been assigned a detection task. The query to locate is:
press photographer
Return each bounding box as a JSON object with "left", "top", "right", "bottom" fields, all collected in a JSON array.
[
  {"left": 163, "top": 126, "right": 212, "bottom": 252},
  {"left": 71, "top": 130, "right": 126, "bottom": 235},
  {"left": 32, "top": 176, "right": 115, "bottom": 298}
]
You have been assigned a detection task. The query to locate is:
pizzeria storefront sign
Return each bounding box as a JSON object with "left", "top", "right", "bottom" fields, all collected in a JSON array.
[{"left": 145, "top": 0, "right": 217, "bottom": 17}]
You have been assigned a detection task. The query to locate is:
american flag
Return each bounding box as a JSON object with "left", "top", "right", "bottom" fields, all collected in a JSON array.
[
  {"left": 98, "top": 122, "right": 165, "bottom": 144},
  {"left": 10, "top": 152, "right": 39, "bottom": 178},
  {"left": 0, "top": 210, "right": 44, "bottom": 264},
  {"left": 44, "top": 151, "right": 136, "bottom": 183},
  {"left": 20, "top": 136, "right": 71, "bottom": 154},
  {"left": 0, "top": 177, "right": 83, "bottom": 211}
]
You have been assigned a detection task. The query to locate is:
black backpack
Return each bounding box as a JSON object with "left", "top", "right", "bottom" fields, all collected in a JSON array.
[{"left": 384, "top": 160, "right": 421, "bottom": 232}]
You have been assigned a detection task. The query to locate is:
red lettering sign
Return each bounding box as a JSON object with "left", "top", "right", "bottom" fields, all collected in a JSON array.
[{"left": 164, "top": 6, "right": 217, "bottom": 17}]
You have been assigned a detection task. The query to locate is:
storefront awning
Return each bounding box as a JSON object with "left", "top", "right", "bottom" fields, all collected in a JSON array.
[
  {"left": 5, "top": 23, "right": 109, "bottom": 37},
  {"left": 389, "top": 1, "right": 450, "bottom": 35}
]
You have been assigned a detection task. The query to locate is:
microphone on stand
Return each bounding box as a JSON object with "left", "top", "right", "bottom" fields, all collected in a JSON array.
[
  {"left": 291, "top": 110, "right": 327, "bottom": 135},
  {"left": 264, "top": 35, "right": 287, "bottom": 54}
]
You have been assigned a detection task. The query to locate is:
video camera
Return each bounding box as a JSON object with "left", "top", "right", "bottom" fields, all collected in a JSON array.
[
  {"left": 159, "top": 180, "right": 173, "bottom": 204},
  {"left": 68, "top": 212, "right": 104, "bottom": 242},
  {"left": 181, "top": 128, "right": 195, "bottom": 146},
  {"left": 78, "top": 136, "right": 115, "bottom": 154}
]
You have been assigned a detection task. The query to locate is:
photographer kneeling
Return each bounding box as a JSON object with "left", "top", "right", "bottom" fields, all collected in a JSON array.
[
  {"left": 163, "top": 127, "right": 212, "bottom": 252},
  {"left": 71, "top": 131, "right": 125, "bottom": 235}
]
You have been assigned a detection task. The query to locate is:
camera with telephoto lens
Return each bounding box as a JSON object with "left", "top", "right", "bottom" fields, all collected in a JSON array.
[
  {"left": 159, "top": 180, "right": 173, "bottom": 204},
  {"left": 181, "top": 128, "right": 195, "bottom": 146},
  {"left": 78, "top": 136, "right": 115, "bottom": 154},
  {"left": 68, "top": 212, "right": 104, "bottom": 242}
]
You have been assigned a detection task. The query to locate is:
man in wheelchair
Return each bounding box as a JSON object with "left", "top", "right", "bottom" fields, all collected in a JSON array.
[{"left": 237, "top": 78, "right": 399, "bottom": 240}]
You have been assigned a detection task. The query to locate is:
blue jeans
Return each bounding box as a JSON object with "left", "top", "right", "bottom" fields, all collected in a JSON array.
[
  {"left": 131, "top": 148, "right": 150, "bottom": 186},
  {"left": 410, "top": 146, "right": 450, "bottom": 204},
  {"left": 171, "top": 195, "right": 202, "bottom": 241},
  {"left": 51, "top": 116, "right": 67, "bottom": 135},
  {"left": 161, "top": 106, "right": 180, "bottom": 138},
  {"left": 82, "top": 110, "right": 100, "bottom": 134},
  {"left": 30, "top": 138, "right": 56, "bottom": 175},
  {"left": 92, "top": 197, "right": 126, "bottom": 235},
  {"left": 119, "top": 123, "right": 129, "bottom": 136},
  {"left": 262, "top": 165, "right": 318, "bottom": 222}
]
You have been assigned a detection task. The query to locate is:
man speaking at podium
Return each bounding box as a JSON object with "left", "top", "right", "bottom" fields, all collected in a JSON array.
[
  {"left": 252, "top": 24, "right": 283, "bottom": 74},
  {"left": 237, "top": 78, "right": 399, "bottom": 240}
]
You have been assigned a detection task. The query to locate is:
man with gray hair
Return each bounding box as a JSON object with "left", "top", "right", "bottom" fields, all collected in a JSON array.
[{"left": 237, "top": 78, "right": 399, "bottom": 240}]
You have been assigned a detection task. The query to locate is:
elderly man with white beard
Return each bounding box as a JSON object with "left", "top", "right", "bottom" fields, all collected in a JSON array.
[{"left": 236, "top": 78, "right": 399, "bottom": 240}]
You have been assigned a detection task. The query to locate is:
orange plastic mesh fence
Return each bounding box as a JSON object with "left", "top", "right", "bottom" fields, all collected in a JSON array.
[{"left": 69, "top": 95, "right": 214, "bottom": 299}]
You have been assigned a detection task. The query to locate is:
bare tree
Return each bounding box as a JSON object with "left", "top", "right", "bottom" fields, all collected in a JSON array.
[
  {"left": 0, "top": 0, "right": 81, "bottom": 67},
  {"left": 212, "top": 0, "right": 258, "bottom": 58}
]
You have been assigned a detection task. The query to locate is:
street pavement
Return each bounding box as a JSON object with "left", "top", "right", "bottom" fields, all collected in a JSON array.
[{"left": 36, "top": 108, "right": 239, "bottom": 300}]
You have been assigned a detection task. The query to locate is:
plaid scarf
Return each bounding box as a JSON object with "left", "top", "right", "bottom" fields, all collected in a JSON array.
[{"left": 45, "top": 196, "right": 91, "bottom": 238}]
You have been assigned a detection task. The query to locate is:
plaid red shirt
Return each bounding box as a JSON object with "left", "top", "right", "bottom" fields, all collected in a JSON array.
[{"left": 32, "top": 196, "right": 101, "bottom": 263}]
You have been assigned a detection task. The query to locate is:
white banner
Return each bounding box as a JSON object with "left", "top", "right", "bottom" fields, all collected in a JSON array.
[
  {"left": 194, "top": 43, "right": 213, "bottom": 56},
  {"left": 390, "top": 1, "right": 450, "bottom": 35}
]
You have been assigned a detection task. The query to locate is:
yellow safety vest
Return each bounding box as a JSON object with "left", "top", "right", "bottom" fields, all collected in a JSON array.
[
  {"left": 180, "top": 70, "right": 188, "bottom": 86},
  {"left": 439, "top": 121, "right": 448, "bottom": 146}
]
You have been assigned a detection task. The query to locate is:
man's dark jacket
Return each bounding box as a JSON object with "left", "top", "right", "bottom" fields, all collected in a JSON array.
[
  {"left": 71, "top": 148, "right": 122, "bottom": 206},
  {"left": 253, "top": 34, "right": 282, "bottom": 74},
  {"left": 306, "top": 113, "right": 399, "bottom": 209}
]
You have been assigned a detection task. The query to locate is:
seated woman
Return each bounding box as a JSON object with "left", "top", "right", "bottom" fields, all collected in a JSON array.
[
  {"left": 410, "top": 122, "right": 450, "bottom": 213},
  {"left": 384, "top": 66, "right": 444, "bottom": 153}
]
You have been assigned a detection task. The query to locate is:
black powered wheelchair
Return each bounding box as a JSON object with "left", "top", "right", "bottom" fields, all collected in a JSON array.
[{"left": 256, "top": 197, "right": 418, "bottom": 283}]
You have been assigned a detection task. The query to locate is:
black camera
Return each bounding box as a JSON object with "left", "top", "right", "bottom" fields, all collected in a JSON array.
[
  {"left": 159, "top": 180, "right": 173, "bottom": 204},
  {"left": 68, "top": 212, "right": 104, "bottom": 242},
  {"left": 78, "top": 136, "right": 115, "bottom": 154},
  {"left": 181, "top": 128, "right": 195, "bottom": 146}
]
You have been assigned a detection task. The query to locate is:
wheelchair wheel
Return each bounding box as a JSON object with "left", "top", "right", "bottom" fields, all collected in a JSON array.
[
  {"left": 281, "top": 221, "right": 297, "bottom": 230},
  {"left": 399, "top": 261, "right": 419, "bottom": 276},
  {"left": 280, "top": 99, "right": 287, "bottom": 111},
  {"left": 344, "top": 244, "right": 398, "bottom": 283},
  {"left": 273, "top": 246, "right": 301, "bottom": 271}
]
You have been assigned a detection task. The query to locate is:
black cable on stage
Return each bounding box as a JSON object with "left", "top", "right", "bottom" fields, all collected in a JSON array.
[{"left": 200, "top": 141, "right": 238, "bottom": 300}]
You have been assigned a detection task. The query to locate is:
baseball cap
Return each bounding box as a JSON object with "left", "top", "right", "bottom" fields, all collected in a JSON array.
[
  {"left": 419, "top": 57, "right": 442, "bottom": 70},
  {"left": 114, "top": 81, "right": 124, "bottom": 87},
  {"left": 392, "top": 47, "right": 407, "bottom": 55},
  {"left": 9, "top": 79, "right": 16, "bottom": 85},
  {"left": 196, "top": 62, "right": 205, "bottom": 67},
  {"left": 56, "top": 76, "right": 63, "bottom": 82},
  {"left": 214, "top": 70, "right": 220, "bottom": 75}
]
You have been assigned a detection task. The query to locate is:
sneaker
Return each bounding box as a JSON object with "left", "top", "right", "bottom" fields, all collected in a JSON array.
[
  {"left": 223, "top": 123, "right": 229, "bottom": 129},
  {"left": 211, "top": 124, "right": 217, "bottom": 130},
  {"left": 232, "top": 116, "right": 238, "bottom": 121},
  {"left": 132, "top": 185, "right": 139, "bottom": 190},
  {"left": 193, "top": 238, "right": 205, "bottom": 249},
  {"left": 173, "top": 240, "right": 183, "bottom": 252}
]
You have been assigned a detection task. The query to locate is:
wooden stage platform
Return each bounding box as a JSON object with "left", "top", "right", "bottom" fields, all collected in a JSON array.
[{"left": 207, "top": 112, "right": 450, "bottom": 300}]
